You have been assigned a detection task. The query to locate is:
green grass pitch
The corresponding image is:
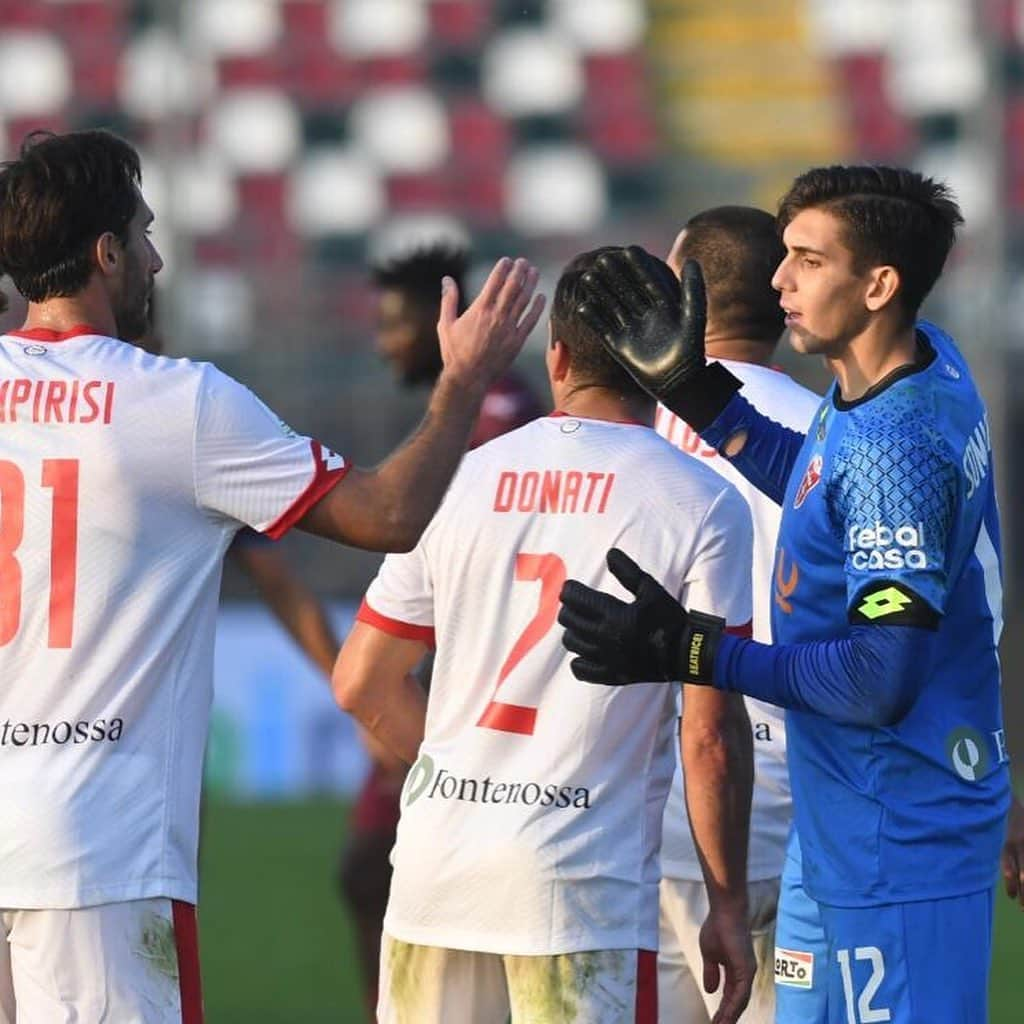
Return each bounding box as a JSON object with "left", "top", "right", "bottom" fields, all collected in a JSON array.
[{"left": 199, "top": 797, "right": 1024, "bottom": 1022}]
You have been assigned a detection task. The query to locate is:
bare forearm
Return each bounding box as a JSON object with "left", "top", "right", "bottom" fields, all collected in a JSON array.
[
  {"left": 682, "top": 693, "right": 753, "bottom": 910},
  {"left": 299, "top": 372, "right": 486, "bottom": 551},
  {"left": 266, "top": 593, "right": 338, "bottom": 677},
  {"left": 345, "top": 672, "right": 428, "bottom": 765},
  {"left": 234, "top": 545, "right": 339, "bottom": 676}
]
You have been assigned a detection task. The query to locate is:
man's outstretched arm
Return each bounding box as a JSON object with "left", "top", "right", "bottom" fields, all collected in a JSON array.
[
  {"left": 560, "top": 548, "right": 936, "bottom": 728},
  {"left": 232, "top": 539, "right": 338, "bottom": 677},
  {"left": 300, "top": 257, "right": 545, "bottom": 551}
]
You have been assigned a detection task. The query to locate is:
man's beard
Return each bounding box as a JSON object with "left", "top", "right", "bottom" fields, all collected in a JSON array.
[{"left": 116, "top": 285, "right": 150, "bottom": 342}]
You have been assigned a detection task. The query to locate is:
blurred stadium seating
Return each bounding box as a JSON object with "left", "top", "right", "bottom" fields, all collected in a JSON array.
[
  {"left": 0, "top": 1, "right": 671, "bottom": 602},
  {"left": 0, "top": 0, "right": 1019, "bottom": 602}
]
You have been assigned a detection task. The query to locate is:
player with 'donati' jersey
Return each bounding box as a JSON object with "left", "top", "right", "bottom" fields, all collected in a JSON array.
[
  {"left": 334, "top": 247, "right": 757, "bottom": 1024},
  {"left": 0, "top": 129, "right": 543, "bottom": 1023},
  {"left": 365, "top": 413, "right": 751, "bottom": 955}
]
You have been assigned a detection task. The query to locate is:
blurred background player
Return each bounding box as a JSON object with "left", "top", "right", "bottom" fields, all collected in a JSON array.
[
  {"left": 0, "top": 128, "right": 543, "bottom": 1023},
  {"left": 373, "top": 243, "right": 543, "bottom": 447},
  {"left": 560, "top": 167, "right": 1009, "bottom": 1023},
  {"left": 654, "top": 207, "right": 820, "bottom": 1023},
  {"left": 334, "top": 246, "right": 757, "bottom": 1024},
  {"left": 335, "top": 242, "right": 544, "bottom": 1017}
]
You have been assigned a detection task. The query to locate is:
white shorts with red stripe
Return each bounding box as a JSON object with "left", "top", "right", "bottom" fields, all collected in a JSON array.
[
  {"left": 378, "top": 933, "right": 656, "bottom": 1023},
  {"left": 0, "top": 898, "right": 203, "bottom": 1024}
]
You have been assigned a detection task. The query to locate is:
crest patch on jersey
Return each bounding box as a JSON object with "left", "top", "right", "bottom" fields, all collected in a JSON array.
[{"left": 793, "top": 453, "right": 823, "bottom": 509}]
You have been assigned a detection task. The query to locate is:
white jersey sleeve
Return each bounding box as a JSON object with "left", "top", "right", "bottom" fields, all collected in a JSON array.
[
  {"left": 361, "top": 540, "right": 436, "bottom": 645},
  {"left": 678, "top": 485, "right": 753, "bottom": 636},
  {"left": 194, "top": 365, "right": 348, "bottom": 538}
]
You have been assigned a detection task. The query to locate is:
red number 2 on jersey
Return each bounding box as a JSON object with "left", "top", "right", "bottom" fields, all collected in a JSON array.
[
  {"left": 477, "top": 552, "right": 566, "bottom": 736},
  {"left": 0, "top": 459, "right": 79, "bottom": 648}
]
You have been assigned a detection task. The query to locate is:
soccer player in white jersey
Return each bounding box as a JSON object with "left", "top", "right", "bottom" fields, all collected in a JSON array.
[
  {"left": 654, "top": 208, "right": 821, "bottom": 1024},
  {"left": 334, "top": 246, "right": 759, "bottom": 1024},
  {"left": 0, "top": 129, "right": 543, "bottom": 1024}
]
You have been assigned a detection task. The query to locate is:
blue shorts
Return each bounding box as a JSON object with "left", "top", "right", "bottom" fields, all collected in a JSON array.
[
  {"left": 775, "top": 832, "right": 828, "bottom": 1023},
  {"left": 776, "top": 833, "right": 995, "bottom": 1023}
]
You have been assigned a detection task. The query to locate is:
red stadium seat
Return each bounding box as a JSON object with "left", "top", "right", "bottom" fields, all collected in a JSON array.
[
  {"left": 285, "top": 46, "right": 359, "bottom": 105},
  {"left": 358, "top": 54, "right": 429, "bottom": 88},
  {"left": 448, "top": 99, "right": 511, "bottom": 166},
  {"left": 450, "top": 168, "right": 505, "bottom": 226},
  {"left": 219, "top": 54, "right": 287, "bottom": 89},
  {"left": 835, "top": 54, "right": 915, "bottom": 159},
  {"left": 429, "top": 0, "right": 493, "bottom": 49},
  {"left": 280, "top": 0, "right": 328, "bottom": 43},
  {"left": 0, "top": 0, "right": 56, "bottom": 28},
  {"left": 581, "top": 54, "right": 658, "bottom": 163},
  {"left": 386, "top": 173, "right": 450, "bottom": 212}
]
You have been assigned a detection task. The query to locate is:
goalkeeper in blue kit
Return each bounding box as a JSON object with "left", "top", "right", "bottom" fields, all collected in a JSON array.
[{"left": 559, "top": 166, "right": 1010, "bottom": 1023}]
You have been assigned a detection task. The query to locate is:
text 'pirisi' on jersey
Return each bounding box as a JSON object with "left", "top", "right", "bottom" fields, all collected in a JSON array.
[
  {"left": 0, "top": 328, "right": 348, "bottom": 909},
  {"left": 0, "top": 377, "right": 115, "bottom": 423},
  {"left": 360, "top": 414, "right": 753, "bottom": 955},
  {"left": 772, "top": 322, "right": 1009, "bottom": 907}
]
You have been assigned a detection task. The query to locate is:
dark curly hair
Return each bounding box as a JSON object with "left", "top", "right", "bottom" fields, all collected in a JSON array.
[
  {"left": 0, "top": 130, "right": 142, "bottom": 302},
  {"left": 777, "top": 165, "right": 963, "bottom": 323}
]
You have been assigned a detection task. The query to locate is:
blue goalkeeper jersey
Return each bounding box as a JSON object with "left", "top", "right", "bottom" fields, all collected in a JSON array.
[{"left": 771, "top": 321, "right": 1009, "bottom": 906}]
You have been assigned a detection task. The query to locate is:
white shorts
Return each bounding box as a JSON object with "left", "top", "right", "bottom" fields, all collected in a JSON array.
[
  {"left": 0, "top": 898, "right": 203, "bottom": 1024},
  {"left": 378, "top": 934, "right": 657, "bottom": 1024},
  {"left": 657, "top": 877, "right": 779, "bottom": 1024}
]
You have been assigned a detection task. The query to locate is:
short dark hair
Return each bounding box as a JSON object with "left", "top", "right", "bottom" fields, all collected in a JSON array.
[
  {"left": 0, "top": 130, "right": 142, "bottom": 303},
  {"left": 551, "top": 247, "right": 655, "bottom": 399},
  {"left": 777, "top": 165, "right": 963, "bottom": 322},
  {"left": 678, "top": 206, "right": 785, "bottom": 345},
  {"left": 371, "top": 243, "right": 468, "bottom": 309}
]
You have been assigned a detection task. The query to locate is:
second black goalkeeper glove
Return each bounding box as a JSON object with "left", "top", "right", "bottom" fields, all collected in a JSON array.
[
  {"left": 575, "top": 246, "right": 741, "bottom": 431},
  {"left": 558, "top": 547, "right": 725, "bottom": 686}
]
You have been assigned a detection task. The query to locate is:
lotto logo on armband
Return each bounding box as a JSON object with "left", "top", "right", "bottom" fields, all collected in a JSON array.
[{"left": 775, "top": 947, "right": 814, "bottom": 989}]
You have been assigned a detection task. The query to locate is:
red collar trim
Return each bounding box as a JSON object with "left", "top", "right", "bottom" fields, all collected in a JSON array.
[
  {"left": 7, "top": 324, "right": 103, "bottom": 343},
  {"left": 549, "top": 410, "right": 649, "bottom": 427}
]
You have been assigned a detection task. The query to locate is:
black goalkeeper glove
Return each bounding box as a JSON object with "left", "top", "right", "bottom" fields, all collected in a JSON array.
[
  {"left": 576, "top": 246, "right": 741, "bottom": 431},
  {"left": 558, "top": 547, "right": 725, "bottom": 686}
]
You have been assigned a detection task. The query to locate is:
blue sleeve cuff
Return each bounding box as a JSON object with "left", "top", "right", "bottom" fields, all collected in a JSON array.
[{"left": 713, "top": 625, "right": 936, "bottom": 728}]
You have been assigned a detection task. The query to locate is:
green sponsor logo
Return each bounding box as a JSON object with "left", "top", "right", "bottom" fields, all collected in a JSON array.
[
  {"left": 945, "top": 727, "right": 989, "bottom": 782},
  {"left": 856, "top": 586, "right": 911, "bottom": 620},
  {"left": 403, "top": 753, "right": 435, "bottom": 806}
]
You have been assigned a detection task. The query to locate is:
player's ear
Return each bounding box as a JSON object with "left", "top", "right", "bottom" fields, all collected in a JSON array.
[
  {"left": 547, "top": 337, "right": 572, "bottom": 383},
  {"left": 94, "top": 231, "right": 122, "bottom": 278},
  {"left": 864, "top": 264, "right": 900, "bottom": 313}
]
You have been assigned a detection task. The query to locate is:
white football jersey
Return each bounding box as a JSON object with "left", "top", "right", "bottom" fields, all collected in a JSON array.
[
  {"left": 0, "top": 326, "right": 347, "bottom": 909},
  {"left": 361, "top": 414, "right": 753, "bottom": 956},
  {"left": 656, "top": 359, "right": 821, "bottom": 882}
]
